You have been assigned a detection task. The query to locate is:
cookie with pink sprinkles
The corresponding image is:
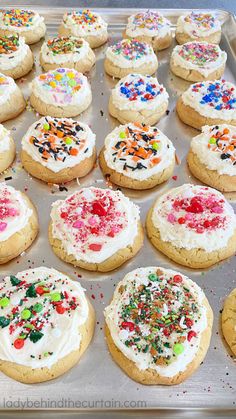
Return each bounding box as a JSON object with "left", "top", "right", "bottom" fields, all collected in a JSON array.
[
  {"left": 146, "top": 183, "right": 236, "bottom": 268},
  {"left": 104, "top": 39, "right": 158, "bottom": 79},
  {"left": 170, "top": 41, "right": 227, "bottom": 82},
  {"left": 30, "top": 68, "right": 92, "bottom": 118},
  {"left": 124, "top": 10, "right": 172, "bottom": 51},
  {"left": 49, "top": 187, "right": 144, "bottom": 272}
]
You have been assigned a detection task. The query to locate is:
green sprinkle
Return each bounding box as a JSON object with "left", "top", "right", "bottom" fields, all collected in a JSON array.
[
  {"left": 65, "top": 137, "right": 72, "bottom": 145},
  {"left": 21, "top": 309, "right": 31, "bottom": 320},
  {"left": 119, "top": 131, "right": 126, "bottom": 139},
  {"left": 25, "top": 323, "right": 34, "bottom": 329},
  {"left": 209, "top": 137, "right": 216, "bottom": 144},
  {"left": 10, "top": 275, "right": 21, "bottom": 286},
  {"left": 173, "top": 343, "right": 184, "bottom": 355},
  {"left": 68, "top": 79, "right": 76, "bottom": 86},
  {"left": 152, "top": 142, "right": 159, "bottom": 150},
  {"left": 50, "top": 292, "right": 61, "bottom": 302},
  {"left": 29, "top": 330, "right": 44, "bottom": 343},
  {"left": 43, "top": 123, "right": 50, "bottom": 130},
  {"left": 143, "top": 344, "right": 149, "bottom": 353},
  {"left": 148, "top": 273, "right": 158, "bottom": 282},
  {"left": 33, "top": 303, "right": 43, "bottom": 313},
  {"left": 0, "top": 316, "right": 10, "bottom": 328},
  {"left": 18, "top": 334, "right": 27, "bottom": 339},
  {"left": 26, "top": 284, "right": 37, "bottom": 298},
  {"left": 0, "top": 297, "right": 10, "bottom": 308}
]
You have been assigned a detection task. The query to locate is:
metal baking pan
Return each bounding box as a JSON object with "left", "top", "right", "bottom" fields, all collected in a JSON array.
[{"left": 0, "top": 5, "right": 235, "bottom": 415}]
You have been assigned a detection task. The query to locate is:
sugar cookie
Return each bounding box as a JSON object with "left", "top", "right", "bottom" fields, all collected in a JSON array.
[
  {"left": 176, "top": 12, "right": 221, "bottom": 45},
  {"left": 0, "top": 73, "right": 25, "bottom": 122},
  {"left": 0, "top": 124, "right": 15, "bottom": 173},
  {"left": 0, "top": 34, "right": 34, "bottom": 79}
]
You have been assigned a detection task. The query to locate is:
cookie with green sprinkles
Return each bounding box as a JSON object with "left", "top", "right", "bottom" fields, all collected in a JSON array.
[
  {"left": 40, "top": 36, "right": 95, "bottom": 73},
  {"left": 104, "top": 266, "right": 213, "bottom": 385},
  {"left": 0, "top": 267, "right": 95, "bottom": 383}
]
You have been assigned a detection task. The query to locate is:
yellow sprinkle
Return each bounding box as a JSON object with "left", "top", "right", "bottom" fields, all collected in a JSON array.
[
  {"left": 67, "top": 72, "right": 75, "bottom": 79},
  {"left": 50, "top": 81, "right": 56, "bottom": 88}
]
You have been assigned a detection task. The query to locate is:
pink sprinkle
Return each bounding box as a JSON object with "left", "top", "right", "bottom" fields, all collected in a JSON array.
[
  {"left": 0, "top": 222, "right": 7, "bottom": 232},
  {"left": 185, "top": 213, "right": 193, "bottom": 220},
  {"left": 172, "top": 175, "right": 178, "bottom": 181},
  {"left": 88, "top": 216, "right": 96, "bottom": 226},
  {"left": 8, "top": 208, "right": 18, "bottom": 216},
  {"left": 72, "top": 220, "right": 84, "bottom": 228},
  {"left": 212, "top": 206, "right": 223, "bottom": 214},
  {"left": 167, "top": 213, "right": 176, "bottom": 223}
]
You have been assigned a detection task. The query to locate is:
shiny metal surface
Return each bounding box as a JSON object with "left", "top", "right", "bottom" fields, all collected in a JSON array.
[{"left": 0, "top": 6, "right": 235, "bottom": 413}]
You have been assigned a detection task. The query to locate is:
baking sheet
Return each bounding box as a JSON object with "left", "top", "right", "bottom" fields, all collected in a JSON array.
[{"left": 0, "top": 6, "right": 235, "bottom": 412}]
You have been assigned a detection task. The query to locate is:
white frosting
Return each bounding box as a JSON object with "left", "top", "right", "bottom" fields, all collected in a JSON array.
[
  {"left": 40, "top": 37, "right": 90, "bottom": 65},
  {"left": 104, "top": 266, "right": 208, "bottom": 377},
  {"left": 0, "top": 183, "right": 32, "bottom": 242},
  {"left": 50, "top": 187, "right": 140, "bottom": 263},
  {"left": 191, "top": 124, "right": 236, "bottom": 176},
  {"left": 0, "top": 124, "right": 11, "bottom": 152},
  {"left": 0, "top": 9, "right": 44, "bottom": 33},
  {"left": 61, "top": 10, "right": 107, "bottom": 37},
  {"left": 0, "top": 267, "right": 89, "bottom": 368},
  {"left": 104, "top": 123, "right": 175, "bottom": 180},
  {"left": 21, "top": 116, "right": 95, "bottom": 173},
  {"left": 0, "top": 35, "right": 29, "bottom": 70},
  {"left": 177, "top": 12, "right": 221, "bottom": 38},
  {"left": 181, "top": 80, "right": 236, "bottom": 120},
  {"left": 105, "top": 39, "right": 157, "bottom": 69},
  {"left": 0, "top": 72, "right": 18, "bottom": 105},
  {"left": 111, "top": 73, "right": 169, "bottom": 111},
  {"left": 171, "top": 42, "right": 227, "bottom": 77},
  {"left": 31, "top": 68, "right": 92, "bottom": 107},
  {"left": 126, "top": 11, "right": 171, "bottom": 39},
  {"left": 151, "top": 183, "right": 236, "bottom": 252}
]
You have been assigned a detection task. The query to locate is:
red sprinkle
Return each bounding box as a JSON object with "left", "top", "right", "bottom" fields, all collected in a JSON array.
[{"left": 14, "top": 338, "right": 24, "bottom": 349}]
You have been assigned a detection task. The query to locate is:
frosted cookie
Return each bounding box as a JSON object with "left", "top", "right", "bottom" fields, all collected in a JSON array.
[
  {"left": 188, "top": 125, "right": 236, "bottom": 192},
  {"left": 0, "top": 124, "right": 15, "bottom": 173},
  {"left": 109, "top": 73, "right": 169, "bottom": 125},
  {"left": 0, "top": 9, "right": 46, "bottom": 45},
  {"left": 49, "top": 187, "right": 144, "bottom": 272},
  {"left": 21, "top": 116, "right": 96, "bottom": 184},
  {"left": 104, "top": 39, "right": 158, "bottom": 79},
  {"left": 105, "top": 266, "right": 213, "bottom": 385},
  {"left": 176, "top": 80, "right": 236, "bottom": 130},
  {"left": 170, "top": 42, "right": 227, "bottom": 82},
  {"left": 0, "top": 267, "right": 95, "bottom": 383},
  {"left": 21, "top": 116, "right": 96, "bottom": 183},
  {"left": 176, "top": 12, "right": 221, "bottom": 45},
  {"left": 0, "top": 73, "right": 25, "bottom": 122},
  {"left": 40, "top": 36, "right": 95, "bottom": 73},
  {"left": 222, "top": 288, "right": 236, "bottom": 356},
  {"left": 0, "top": 183, "right": 38, "bottom": 264},
  {"left": 30, "top": 68, "right": 92, "bottom": 118},
  {"left": 59, "top": 9, "right": 108, "bottom": 49},
  {"left": 99, "top": 122, "right": 175, "bottom": 190},
  {"left": 146, "top": 183, "right": 236, "bottom": 268},
  {"left": 0, "top": 34, "right": 34, "bottom": 79},
  {"left": 124, "top": 10, "right": 172, "bottom": 51}
]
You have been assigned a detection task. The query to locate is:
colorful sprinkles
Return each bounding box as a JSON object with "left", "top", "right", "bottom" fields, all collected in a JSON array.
[
  {"left": 162, "top": 186, "right": 228, "bottom": 234},
  {"left": 184, "top": 12, "right": 217, "bottom": 30},
  {"left": 108, "top": 122, "right": 166, "bottom": 171},
  {"left": 64, "top": 9, "right": 102, "bottom": 30},
  {"left": 207, "top": 125, "right": 236, "bottom": 164},
  {"left": 46, "top": 37, "right": 84, "bottom": 56},
  {"left": 0, "top": 269, "right": 81, "bottom": 358},
  {"left": 115, "top": 268, "right": 201, "bottom": 366},
  {"left": 109, "top": 39, "right": 152, "bottom": 62},
  {"left": 118, "top": 74, "right": 164, "bottom": 102},
  {"left": 0, "top": 185, "right": 20, "bottom": 233},
  {"left": 178, "top": 42, "right": 220, "bottom": 67},
  {"left": 0, "top": 9, "right": 36, "bottom": 28},
  {"left": 35, "top": 68, "right": 84, "bottom": 104},
  {"left": 192, "top": 80, "right": 236, "bottom": 111},
  {"left": 0, "top": 34, "right": 20, "bottom": 54},
  {"left": 131, "top": 10, "right": 169, "bottom": 31},
  {"left": 27, "top": 117, "right": 89, "bottom": 163},
  {"left": 55, "top": 188, "right": 128, "bottom": 253}
]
